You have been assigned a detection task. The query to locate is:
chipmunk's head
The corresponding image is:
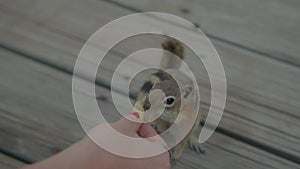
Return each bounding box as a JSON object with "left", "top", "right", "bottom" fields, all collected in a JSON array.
[{"left": 141, "top": 71, "right": 193, "bottom": 133}]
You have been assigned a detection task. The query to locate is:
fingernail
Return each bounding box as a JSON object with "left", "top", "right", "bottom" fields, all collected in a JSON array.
[{"left": 130, "top": 112, "right": 140, "bottom": 119}]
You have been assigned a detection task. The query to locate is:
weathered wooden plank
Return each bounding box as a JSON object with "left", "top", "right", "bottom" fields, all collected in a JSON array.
[
  {"left": 2, "top": 0, "right": 300, "bottom": 68},
  {"left": 0, "top": 1, "right": 300, "bottom": 162},
  {"left": 178, "top": 132, "right": 300, "bottom": 169},
  {"left": 4, "top": 0, "right": 300, "bottom": 66},
  {"left": 1, "top": 4, "right": 300, "bottom": 161},
  {"left": 0, "top": 48, "right": 122, "bottom": 162},
  {"left": 0, "top": 153, "right": 25, "bottom": 169},
  {"left": 1, "top": 0, "right": 299, "bottom": 115},
  {"left": 98, "top": 0, "right": 300, "bottom": 67},
  {"left": 0, "top": 48, "right": 299, "bottom": 168}
]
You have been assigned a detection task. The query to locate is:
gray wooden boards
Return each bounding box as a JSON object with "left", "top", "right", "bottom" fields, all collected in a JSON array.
[
  {"left": 0, "top": 48, "right": 299, "bottom": 168},
  {"left": 98, "top": 0, "right": 300, "bottom": 67},
  {"left": 0, "top": 0, "right": 300, "bottom": 163}
]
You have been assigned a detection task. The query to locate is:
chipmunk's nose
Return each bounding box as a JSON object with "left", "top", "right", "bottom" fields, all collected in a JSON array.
[{"left": 143, "top": 101, "right": 151, "bottom": 110}]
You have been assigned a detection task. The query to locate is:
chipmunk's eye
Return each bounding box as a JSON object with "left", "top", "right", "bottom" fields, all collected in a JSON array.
[{"left": 164, "top": 96, "right": 175, "bottom": 107}]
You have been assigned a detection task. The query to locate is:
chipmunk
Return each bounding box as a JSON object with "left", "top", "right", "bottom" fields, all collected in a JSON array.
[{"left": 133, "top": 38, "right": 205, "bottom": 162}]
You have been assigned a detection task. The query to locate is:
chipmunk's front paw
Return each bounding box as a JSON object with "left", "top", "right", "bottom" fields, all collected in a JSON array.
[{"left": 188, "top": 137, "right": 206, "bottom": 153}]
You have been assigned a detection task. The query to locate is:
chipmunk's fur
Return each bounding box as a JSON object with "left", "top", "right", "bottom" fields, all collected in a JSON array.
[{"left": 134, "top": 38, "right": 204, "bottom": 162}]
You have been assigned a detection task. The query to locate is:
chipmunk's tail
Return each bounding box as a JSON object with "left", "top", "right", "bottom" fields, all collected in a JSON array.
[{"left": 160, "top": 38, "right": 185, "bottom": 70}]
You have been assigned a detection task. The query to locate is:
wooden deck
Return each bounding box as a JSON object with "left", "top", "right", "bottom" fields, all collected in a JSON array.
[{"left": 0, "top": 0, "right": 299, "bottom": 168}]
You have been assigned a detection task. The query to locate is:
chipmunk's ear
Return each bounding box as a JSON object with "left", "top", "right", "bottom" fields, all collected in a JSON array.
[{"left": 182, "top": 85, "right": 193, "bottom": 99}]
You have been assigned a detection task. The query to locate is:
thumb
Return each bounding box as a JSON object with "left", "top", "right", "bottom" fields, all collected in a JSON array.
[
  {"left": 138, "top": 123, "right": 158, "bottom": 138},
  {"left": 112, "top": 113, "right": 142, "bottom": 137},
  {"left": 138, "top": 124, "right": 167, "bottom": 146}
]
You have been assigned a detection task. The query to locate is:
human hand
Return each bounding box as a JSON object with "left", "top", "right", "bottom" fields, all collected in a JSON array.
[{"left": 21, "top": 113, "right": 170, "bottom": 169}]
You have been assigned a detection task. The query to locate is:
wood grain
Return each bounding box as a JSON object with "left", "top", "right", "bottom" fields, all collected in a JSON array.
[
  {"left": 0, "top": 1, "right": 299, "bottom": 162},
  {"left": 0, "top": 48, "right": 299, "bottom": 168},
  {"left": 99, "top": 0, "right": 300, "bottom": 67}
]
